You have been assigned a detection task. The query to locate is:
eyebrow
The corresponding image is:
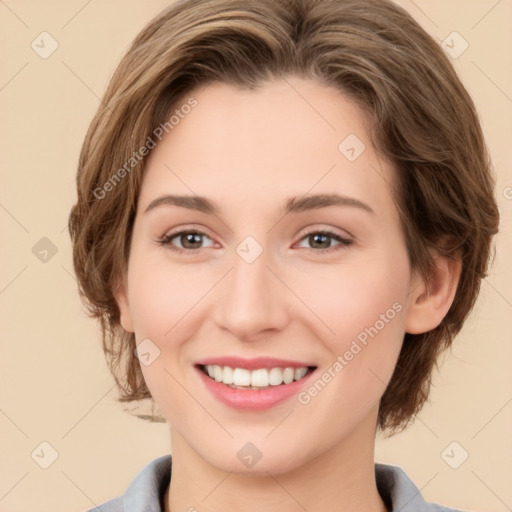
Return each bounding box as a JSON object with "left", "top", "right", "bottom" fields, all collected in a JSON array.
[{"left": 143, "top": 193, "right": 375, "bottom": 216}]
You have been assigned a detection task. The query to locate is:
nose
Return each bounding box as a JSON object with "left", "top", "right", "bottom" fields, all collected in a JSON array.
[{"left": 213, "top": 242, "right": 290, "bottom": 341}]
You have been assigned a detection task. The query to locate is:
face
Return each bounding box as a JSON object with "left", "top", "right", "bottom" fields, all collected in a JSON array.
[{"left": 117, "top": 76, "right": 423, "bottom": 475}]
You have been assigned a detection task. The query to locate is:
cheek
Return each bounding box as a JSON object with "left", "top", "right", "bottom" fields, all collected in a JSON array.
[
  {"left": 126, "top": 248, "right": 211, "bottom": 338},
  {"left": 125, "top": 251, "right": 205, "bottom": 423},
  {"left": 290, "top": 249, "right": 410, "bottom": 416},
  {"left": 125, "top": 249, "right": 217, "bottom": 415},
  {"left": 290, "top": 255, "right": 409, "bottom": 437},
  {"left": 294, "top": 251, "right": 410, "bottom": 350}
]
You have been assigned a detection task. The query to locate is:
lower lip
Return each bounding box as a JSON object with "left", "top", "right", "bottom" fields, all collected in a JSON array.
[{"left": 196, "top": 367, "right": 316, "bottom": 411}]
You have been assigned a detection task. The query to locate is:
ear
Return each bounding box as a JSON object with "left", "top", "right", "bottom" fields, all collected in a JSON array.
[
  {"left": 113, "top": 273, "right": 134, "bottom": 333},
  {"left": 405, "top": 250, "right": 462, "bottom": 335}
]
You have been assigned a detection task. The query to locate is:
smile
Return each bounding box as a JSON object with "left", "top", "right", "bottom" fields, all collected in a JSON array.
[
  {"left": 195, "top": 357, "right": 317, "bottom": 410},
  {"left": 200, "top": 364, "right": 314, "bottom": 389}
]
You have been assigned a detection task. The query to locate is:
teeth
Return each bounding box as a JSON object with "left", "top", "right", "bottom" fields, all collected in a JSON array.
[
  {"left": 283, "top": 367, "right": 294, "bottom": 384},
  {"left": 251, "top": 369, "right": 269, "bottom": 387},
  {"left": 223, "top": 365, "right": 234, "bottom": 384},
  {"left": 232, "top": 368, "right": 251, "bottom": 386},
  {"left": 295, "top": 367, "right": 307, "bottom": 380},
  {"left": 213, "top": 365, "right": 223, "bottom": 382},
  {"left": 269, "top": 367, "right": 283, "bottom": 386},
  {"left": 203, "top": 365, "right": 311, "bottom": 388}
]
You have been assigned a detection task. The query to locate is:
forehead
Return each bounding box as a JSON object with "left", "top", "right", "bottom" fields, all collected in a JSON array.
[{"left": 140, "top": 77, "right": 397, "bottom": 218}]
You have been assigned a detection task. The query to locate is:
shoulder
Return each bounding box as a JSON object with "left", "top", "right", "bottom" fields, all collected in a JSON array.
[
  {"left": 84, "top": 454, "right": 172, "bottom": 512},
  {"left": 375, "top": 463, "right": 470, "bottom": 512}
]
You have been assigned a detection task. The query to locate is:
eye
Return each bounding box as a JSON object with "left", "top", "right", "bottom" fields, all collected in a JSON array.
[
  {"left": 295, "top": 229, "right": 353, "bottom": 252},
  {"left": 157, "top": 229, "right": 215, "bottom": 253}
]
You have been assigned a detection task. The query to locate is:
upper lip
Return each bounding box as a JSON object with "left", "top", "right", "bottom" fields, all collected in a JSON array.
[{"left": 195, "top": 356, "right": 316, "bottom": 370}]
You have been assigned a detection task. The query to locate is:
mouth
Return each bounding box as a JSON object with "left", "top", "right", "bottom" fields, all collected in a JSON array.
[
  {"left": 194, "top": 357, "right": 317, "bottom": 410},
  {"left": 197, "top": 364, "right": 316, "bottom": 389}
]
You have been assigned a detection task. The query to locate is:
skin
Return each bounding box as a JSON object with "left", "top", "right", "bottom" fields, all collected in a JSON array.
[{"left": 115, "top": 76, "right": 461, "bottom": 512}]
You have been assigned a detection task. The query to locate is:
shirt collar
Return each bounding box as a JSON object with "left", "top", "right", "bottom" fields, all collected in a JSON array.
[
  {"left": 375, "top": 462, "right": 433, "bottom": 511},
  {"left": 123, "top": 454, "right": 171, "bottom": 512},
  {"left": 122, "top": 455, "right": 436, "bottom": 512}
]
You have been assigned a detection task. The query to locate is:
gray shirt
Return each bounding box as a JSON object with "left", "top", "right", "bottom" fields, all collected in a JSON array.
[{"left": 85, "top": 454, "right": 467, "bottom": 511}]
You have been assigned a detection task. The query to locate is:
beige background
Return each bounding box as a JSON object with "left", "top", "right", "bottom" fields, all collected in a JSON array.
[{"left": 0, "top": 1, "right": 511, "bottom": 511}]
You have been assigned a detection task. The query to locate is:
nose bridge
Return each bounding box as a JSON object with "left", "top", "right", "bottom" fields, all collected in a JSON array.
[
  {"left": 232, "top": 240, "right": 271, "bottom": 302},
  {"left": 214, "top": 235, "right": 289, "bottom": 338}
]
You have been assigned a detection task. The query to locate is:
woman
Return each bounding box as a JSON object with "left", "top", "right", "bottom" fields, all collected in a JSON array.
[{"left": 68, "top": 0, "right": 499, "bottom": 510}]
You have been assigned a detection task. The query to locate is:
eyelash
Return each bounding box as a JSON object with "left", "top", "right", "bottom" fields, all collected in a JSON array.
[{"left": 156, "top": 228, "right": 353, "bottom": 255}]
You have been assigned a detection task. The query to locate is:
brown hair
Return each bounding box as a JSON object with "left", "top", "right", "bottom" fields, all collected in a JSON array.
[{"left": 68, "top": 0, "right": 499, "bottom": 435}]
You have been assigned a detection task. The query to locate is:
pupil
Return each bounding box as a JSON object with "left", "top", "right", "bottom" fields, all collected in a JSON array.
[
  {"left": 311, "top": 233, "right": 329, "bottom": 248},
  {"left": 183, "top": 233, "right": 201, "bottom": 248}
]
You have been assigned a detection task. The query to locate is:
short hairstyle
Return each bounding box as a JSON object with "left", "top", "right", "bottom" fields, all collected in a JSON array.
[{"left": 68, "top": 0, "right": 499, "bottom": 435}]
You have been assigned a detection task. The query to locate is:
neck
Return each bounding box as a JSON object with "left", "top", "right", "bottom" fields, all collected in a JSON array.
[{"left": 165, "top": 411, "right": 388, "bottom": 512}]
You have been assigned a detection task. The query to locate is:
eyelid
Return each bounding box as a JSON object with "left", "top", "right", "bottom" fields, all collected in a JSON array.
[{"left": 295, "top": 224, "right": 354, "bottom": 242}]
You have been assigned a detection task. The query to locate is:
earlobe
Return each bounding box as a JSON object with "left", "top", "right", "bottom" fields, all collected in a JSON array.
[
  {"left": 405, "top": 251, "right": 462, "bottom": 335},
  {"left": 113, "top": 275, "right": 135, "bottom": 333}
]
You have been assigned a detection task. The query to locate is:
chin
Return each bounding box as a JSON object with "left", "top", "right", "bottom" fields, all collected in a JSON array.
[{"left": 199, "top": 440, "right": 309, "bottom": 476}]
